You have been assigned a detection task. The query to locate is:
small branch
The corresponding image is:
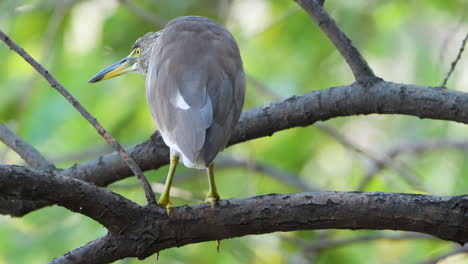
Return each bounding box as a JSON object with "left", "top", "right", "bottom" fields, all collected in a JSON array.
[
  {"left": 285, "top": 232, "right": 433, "bottom": 262},
  {"left": 294, "top": 0, "right": 376, "bottom": 81},
  {"left": 0, "top": 165, "right": 143, "bottom": 231},
  {"left": 51, "top": 145, "right": 113, "bottom": 164},
  {"left": 50, "top": 235, "right": 122, "bottom": 264},
  {"left": 113, "top": 182, "right": 201, "bottom": 202},
  {"left": 315, "top": 123, "right": 428, "bottom": 192},
  {"left": 16, "top": 0, "right": 76, "bottom": 123},
  {"left": 0, "top": 123, "right": 55, "bottom": 171},
  {"left": 438, "top": 3, "right": 468, "bottom": 70},
  {"left": 359, "top": 139, "right": 468, "bottom": 190},
  {"left": 216, "top": 156, "right": 320, "bottom": 192},
  {"left": 305, "top": 233, "right": 433, "bottom": 251},
  {"left": 118, "top": 0, "right": 167, "bottom": 28},
  {"left": 157, "top": 155, "right": 319, "bottom": 193},
  {"left": 243, "top": 6, "right": 301, "bottom": 40},
  {"left": 0, "top": 30, "right": 157, "bottom": 206},
  {"left": 246, "top": 73, "right": 283, "bottom": 101},
  {"left": 441, "top": 31, "right": 468, "bottom": 87},
  {"left": 420, "top": 245, "right": 468, "bottom": 264}
]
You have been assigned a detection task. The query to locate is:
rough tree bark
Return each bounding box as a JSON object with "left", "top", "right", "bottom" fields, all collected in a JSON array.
[{"left": 0, "top": 0, "right": 467, "bottom": 263}]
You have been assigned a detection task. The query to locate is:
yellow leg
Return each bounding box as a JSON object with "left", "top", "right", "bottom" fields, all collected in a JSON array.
[
  {"left": 158, "top": 155, "right": 179, "bottom": 214},
  {"left": 205, "top": 164, "right": 220, "bottom": 208}
]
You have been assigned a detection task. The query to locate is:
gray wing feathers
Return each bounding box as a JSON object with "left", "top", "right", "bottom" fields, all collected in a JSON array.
[{"left": 146, "top": 16, "right": 245, "bottom": 167}]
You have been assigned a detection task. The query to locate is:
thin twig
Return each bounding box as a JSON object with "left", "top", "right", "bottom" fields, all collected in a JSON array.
[
  {"left": 118, "top": 0, "right": 167, "bottom": 28},
  {"left": 441, "top": 31, "right": 468, "bottom": 87},
  {"left": 281, "top": 232, "right": 433, "bottom": 262},
  {"left": 16, "top": 1, "right": 77, "bottom": 126},
  {"left": 438, "top": 3, "right": 468, "bottom": 69},
  {"left": 243, "top": 6, "right": 301, "bottom": 40},
  {"left": 246, "top": 74, "right": 422, "bottom": 191},
  {"left": 171, "top": 155, "right": 320, "bottom": 192},
  {"left": 295, "top": 0, "right": 376, "bottom": 81},
  {"left": 305, "top": 233, "right": 433, "bottom": 251},
  {"left": 0, "top": 123, "right": 55, "bottom": 170},
  {"left": 0, "top": 30, "right": 157, "bottom": 206},
  {"left": 113, "top": 183, "right": 202, "bottom": 202},
  {"left": 420, "top": 245, "right": 468, "bottom": 264},
  {"left": 246, "top": 73, "right": 283, "bottom": 101},
  {"left": 315, "top": 123, "right": 428, "bottom": 192},
  {"left": 51, "top": 145, "right": 113, "bottom": 164},
  {"left": 359, "top": 139, "right": 468, "bottom": 190},
  {"left": 217, "top": 156, "right": 321, "bottom": 192}
]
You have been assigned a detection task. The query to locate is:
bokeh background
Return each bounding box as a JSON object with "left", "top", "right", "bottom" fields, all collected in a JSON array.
[{"left": 1, "top": 0, "right": 468, "bottom": 263}]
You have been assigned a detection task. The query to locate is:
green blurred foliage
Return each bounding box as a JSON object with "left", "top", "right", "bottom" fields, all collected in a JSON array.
[{"left": 0, "top": 0, "right": 467, "bottom": 263}]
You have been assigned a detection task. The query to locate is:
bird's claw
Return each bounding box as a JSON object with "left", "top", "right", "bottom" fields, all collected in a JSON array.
[
  {"left": 205, "top": 192, "right": 220, "bottom": 208},
  {"left": 158, "top": 199, "right": 173, "bottom": 215}
]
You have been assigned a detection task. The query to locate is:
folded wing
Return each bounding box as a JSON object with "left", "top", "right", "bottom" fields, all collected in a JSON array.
[{"left": 146, "top": 16, "right": 245, "bottom": 168}]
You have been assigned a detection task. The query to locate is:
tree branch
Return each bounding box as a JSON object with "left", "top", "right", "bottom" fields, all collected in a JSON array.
[
  {"left": 441, "top": 31, "right": 468, "bottom": 87},
  {"left": 56, "top": 191, "right": 468, "bottom": 263},
  {"left": 0, "top": 30, "right": 157, "bottom": 206},
  {"left": 50, "top": 236, "right": 122, "bottom": 264},
  {"left": 64, "top": 82, "right": 468, "bottom": 187},
  {"left": 420, "top": 245, "right": 468, "bottom": 264},
  {"left": 4, "top": 80, "right": 468, "bottom": 216},
  {"left": 118, "top": 0, "right": 167, "bottom": 28},
  {"left": 216, "top": 156, "right": 320, "bottom": 192},
  {"left": 305, "top": 233, "right": 433, "bottom": 251},
  {"left": 0, "top": 165, "right": 145, "bottom": 231},
  {"left": 0, "top": 123, "right": 55, "bottom": 171},
  {"left": 315, "top": 122, "right": 427, "bottom": 192},
  {"left": 294, "top": 0, "right": 376, "bottom": 81},
  {"left": 1, "top": 164, "right": 466, "bottom": 262},
  {"left": 359, "top": 139, "right": 468, "bottom": 190}
]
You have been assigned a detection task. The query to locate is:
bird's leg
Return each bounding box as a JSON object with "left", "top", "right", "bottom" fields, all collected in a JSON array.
[
  {"left": 158, "top": 155, "right": 179, "bottom": 214},
  {"left": 205, "top": 164, "right": 220, "bottom": 208}
]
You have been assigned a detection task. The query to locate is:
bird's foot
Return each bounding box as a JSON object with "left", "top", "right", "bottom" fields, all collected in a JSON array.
[
  {"left": 158, "top": 198, "right": 173, "bottom": 215},
  {"left": 205, "top": 191, "right": 220, "bottom": 208}
]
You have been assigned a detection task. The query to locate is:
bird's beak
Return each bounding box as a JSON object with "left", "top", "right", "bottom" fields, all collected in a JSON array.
[{"left": 88, "top": 56, "right": 138, "bottom": 83}]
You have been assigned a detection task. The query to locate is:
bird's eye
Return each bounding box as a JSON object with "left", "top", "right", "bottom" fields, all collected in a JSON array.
[{"left": 135, "top": 48, "right": 141, "bottom": 56}]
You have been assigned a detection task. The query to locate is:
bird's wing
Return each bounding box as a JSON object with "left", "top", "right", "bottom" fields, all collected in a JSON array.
[
  {"left": 202, "top": 71, "right": 245, "bottom": 164},
  {"left": 146, "top": 16, "right": 245, "bottom": 167}
]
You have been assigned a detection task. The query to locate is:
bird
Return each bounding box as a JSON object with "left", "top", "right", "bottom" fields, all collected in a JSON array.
[{"left": 88, "top": 16, "right": 245, "bottom": 213}]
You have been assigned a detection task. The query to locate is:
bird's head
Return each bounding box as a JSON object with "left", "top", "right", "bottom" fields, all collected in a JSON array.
[{"left": 88, "top": 31, "right": 162, "bottom": 83}]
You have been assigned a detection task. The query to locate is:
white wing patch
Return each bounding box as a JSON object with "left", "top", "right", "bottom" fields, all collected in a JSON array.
[{"left": 175, "top": 92, "right": 190, "bottom": 110}]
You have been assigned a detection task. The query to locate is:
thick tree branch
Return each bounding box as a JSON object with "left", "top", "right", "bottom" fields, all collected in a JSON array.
[
  {"left": 80, "top": 81, "right": 468, "bottom": 186},
  {"left": 0, "top": 165, "right": 145, "bottom": 231},
  {"left": 56, "top": 191, "right": 467, "bottom": 263},
  {"left": 0, "top": 123, "right": 55, "bottom": 171},
  {"left": 295, "top": 0, "right": 375, "bottom": 81},
  {"left": 1, "top": 164, "right": 466, "bottom": 263},
  {"left": 5, "top": 81, "right": 468, "bottom": 216},
  {"left": 0, "top": 30, "right": 157, "bottom": 206}
]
